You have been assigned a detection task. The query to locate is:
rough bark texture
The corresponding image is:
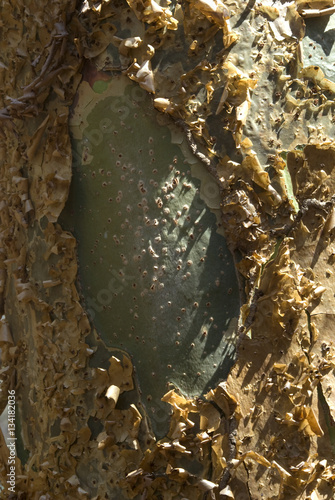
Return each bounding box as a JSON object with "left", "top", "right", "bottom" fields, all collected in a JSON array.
[{"left": 0, "top": 0, "right": 335, "bottom": 499}]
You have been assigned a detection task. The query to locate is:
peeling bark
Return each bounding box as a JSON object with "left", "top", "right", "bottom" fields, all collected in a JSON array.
[{"left": 0, "top": 0, "right": 335, "bottom": 499}]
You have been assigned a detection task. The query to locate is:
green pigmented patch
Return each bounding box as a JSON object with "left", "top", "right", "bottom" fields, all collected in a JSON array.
[
  {"left": 282, "top": 166, "right": 299, "bottom": 212},
  {"left": 92, "top": 80, "right": 110, "bottom": 94},
  {"left": 280, "top": 151, "right": 300, "bottom": 212},
  {"left": 15, "top": 406, "right": 30, "bottom": 466},
  {"left": 62, "top": 76, "right": 239, "bottom": 436}
]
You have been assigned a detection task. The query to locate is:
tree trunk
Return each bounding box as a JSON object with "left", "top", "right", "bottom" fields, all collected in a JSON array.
[{"left": 0, "top": 1, "right": 335, "bottom": 499}]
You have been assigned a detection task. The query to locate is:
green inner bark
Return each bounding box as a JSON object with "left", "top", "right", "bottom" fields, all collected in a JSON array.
[{"left": 60, "top": 77, "right": 239, "bottom": 436}]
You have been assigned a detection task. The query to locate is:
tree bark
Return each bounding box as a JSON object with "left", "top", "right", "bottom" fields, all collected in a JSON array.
[{"left": 0, "top": 1, "right": 335, "bottom": 499}]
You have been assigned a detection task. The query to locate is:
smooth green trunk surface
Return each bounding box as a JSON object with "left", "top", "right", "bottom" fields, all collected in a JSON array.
[{"left": 61, "top": 75, "right": 239, "bottom": 435}]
